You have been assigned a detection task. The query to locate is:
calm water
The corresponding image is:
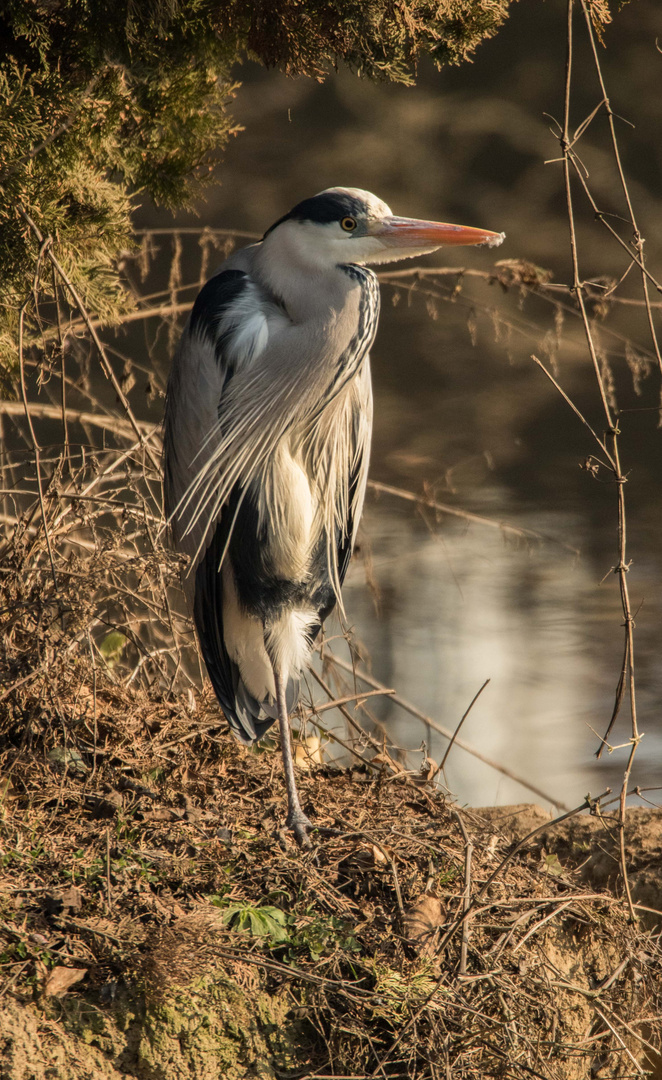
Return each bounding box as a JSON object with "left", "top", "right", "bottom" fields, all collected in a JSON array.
[{"left": 131, "top": 1, "right": 662, "bottom": 809}]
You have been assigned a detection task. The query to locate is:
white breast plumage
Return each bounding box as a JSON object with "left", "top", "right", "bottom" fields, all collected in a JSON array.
[{"left": 219, "top": 281, "right": 287, "bottom": 371}]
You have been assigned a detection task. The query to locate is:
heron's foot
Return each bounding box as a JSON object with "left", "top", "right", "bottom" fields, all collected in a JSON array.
[{"left": 286, "top": 807, "right": 314, "bottom": 849}]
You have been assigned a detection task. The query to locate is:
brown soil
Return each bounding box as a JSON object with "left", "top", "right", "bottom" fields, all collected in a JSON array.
[
  {"left": 470, "top": 803, "right": 662, "bottom": 929},
  {"left": 1, "top": 696, "right": 661, "bottom": 1079}
]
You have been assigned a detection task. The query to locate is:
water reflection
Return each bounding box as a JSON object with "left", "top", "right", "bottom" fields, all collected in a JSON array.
[{"left": 342, "top": 503, "right": 610, "bottom": 809}]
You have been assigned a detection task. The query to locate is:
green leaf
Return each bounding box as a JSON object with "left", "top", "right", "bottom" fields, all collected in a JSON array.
[
  {"left": 99, "top": 631, "right": 127, "bottom": 667},
  {"left": 220, "top": 903, "right": 290, "bottom": 944},
  {"left": 47, "top": 747, "right": 89, "bottom": 777}
]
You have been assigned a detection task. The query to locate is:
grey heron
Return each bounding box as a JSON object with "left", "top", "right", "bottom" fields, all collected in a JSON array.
[{"left": 163, "top": 188, "right": 504, "bottom": 846}]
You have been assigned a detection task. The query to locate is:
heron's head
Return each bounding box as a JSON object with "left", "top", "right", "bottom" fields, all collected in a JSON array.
[{"left": 261, "top": 187, "right": 505, "bottom": 269}]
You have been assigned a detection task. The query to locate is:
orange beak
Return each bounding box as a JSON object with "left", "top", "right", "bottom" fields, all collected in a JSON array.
[{"left": 371, "top": 216, "right": 505, "bottom": 249}]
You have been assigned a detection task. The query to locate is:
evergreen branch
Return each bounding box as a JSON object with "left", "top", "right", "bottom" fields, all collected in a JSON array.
[{"left": 0, "top": 75, "right": 102, "bottom": 185}]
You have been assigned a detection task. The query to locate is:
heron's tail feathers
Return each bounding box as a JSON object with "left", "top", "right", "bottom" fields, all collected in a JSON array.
[
  {"left": 264, "top": 608, "right": 317, "bottom": 688},
  {"left": 193, "top": 578, "right": 303, "bottom": 744},
  {"left": 227, "top": 607, "right": 315, "bottom": 742},
  {"left": 193, "top": 523, "right": 317, "bottom": 743},
  {"left": 231, "top": 676, "right": 300, "bottom": 745}
]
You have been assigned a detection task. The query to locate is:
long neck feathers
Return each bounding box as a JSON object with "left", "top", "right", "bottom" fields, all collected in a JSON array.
[{"left": 174, "top": 254, "right": 379, "bottom": 600}]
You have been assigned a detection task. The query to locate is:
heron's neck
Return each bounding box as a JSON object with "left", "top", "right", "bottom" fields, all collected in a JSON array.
[{"left": 252, "top": 240, "right": 360, "bottom": 325}]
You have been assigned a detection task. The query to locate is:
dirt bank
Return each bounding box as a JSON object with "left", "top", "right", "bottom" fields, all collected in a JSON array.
[{"left": 1, "top": 709, "right": 660, "bottom": 1079}]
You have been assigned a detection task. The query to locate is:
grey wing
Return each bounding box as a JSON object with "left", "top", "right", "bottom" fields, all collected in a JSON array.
[
  {"left": 163, "top": 264, "right": 280, "bottom": 742},
  {"left": 192, "top": 500, "right": 278, "bottom": 742},
  {"left": 163, "top": 266, "right": 247, "bottom": 549}
]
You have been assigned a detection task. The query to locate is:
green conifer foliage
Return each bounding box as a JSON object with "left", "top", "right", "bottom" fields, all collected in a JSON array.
[{"left": 0, "top": 1, "right": 240, "bottom": 376}]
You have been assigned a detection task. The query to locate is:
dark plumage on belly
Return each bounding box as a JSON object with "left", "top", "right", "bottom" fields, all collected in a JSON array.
[{"left": 227, "top": 483, "right": 333, "bottom": 626}]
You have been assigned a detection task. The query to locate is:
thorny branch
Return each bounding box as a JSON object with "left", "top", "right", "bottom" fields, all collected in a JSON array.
[{"left": 578, "top": 1, "right": 662, "bottom": 376}]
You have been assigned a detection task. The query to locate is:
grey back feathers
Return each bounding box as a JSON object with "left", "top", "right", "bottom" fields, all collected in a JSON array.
[{"left": 163, "top": 211, "right": 379, "bottom": 743}]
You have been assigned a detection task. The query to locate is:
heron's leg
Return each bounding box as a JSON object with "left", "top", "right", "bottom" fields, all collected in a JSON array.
[{"left": 274, "top": 669, "right": 313, "bottom": 848}]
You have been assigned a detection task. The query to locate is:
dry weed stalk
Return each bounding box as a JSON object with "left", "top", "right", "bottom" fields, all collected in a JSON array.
[{"left": 534, "top": 0, "right": 660, "bottom": 922}]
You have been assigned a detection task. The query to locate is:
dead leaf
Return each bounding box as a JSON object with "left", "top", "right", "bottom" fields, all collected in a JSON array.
[
  {"left": 419, "top": 757, "right": 439, "bottom": 783},
  {"left": 44, "top": 886, "right": 82, "bottom": 916},
  {"left": 371, "top": 844, "right": 388, "bottom": 866},
  {"left": 402, "top": 894, "right": 445, "bottom": 956},
  {"left": 44, "top": 966, "right": 87, "bottom": 998},
  {"left": 486, "top": 835, "right": 499, "bottom": 858},
  {"left": 0, "top": 776, "right": 16, "bottom": 803},
  {"left": 346, "top": 843, "right": 391, "bottom": 872}
]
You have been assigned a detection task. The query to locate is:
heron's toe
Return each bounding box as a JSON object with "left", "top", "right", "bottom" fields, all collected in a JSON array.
[{"left": 286, "top": 809, "right": 314, "bottom": 849}]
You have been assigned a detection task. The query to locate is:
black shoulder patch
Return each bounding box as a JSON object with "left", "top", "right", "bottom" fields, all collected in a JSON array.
[
  {"left": 188, "top": 269, "right": 248, "bottom": 354},
  {"left": 263, "top": 192, "right": 366, "bottom": 238}
]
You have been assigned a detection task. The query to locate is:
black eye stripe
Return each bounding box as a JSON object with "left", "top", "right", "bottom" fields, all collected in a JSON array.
[{"left": 263, "top": 193, "right": 367, "bottom": 238}]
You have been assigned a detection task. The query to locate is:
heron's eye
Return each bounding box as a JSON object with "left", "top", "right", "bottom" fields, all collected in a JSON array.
[{"left": 340, "top": 216, "right": 357, "bottom": 232}]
